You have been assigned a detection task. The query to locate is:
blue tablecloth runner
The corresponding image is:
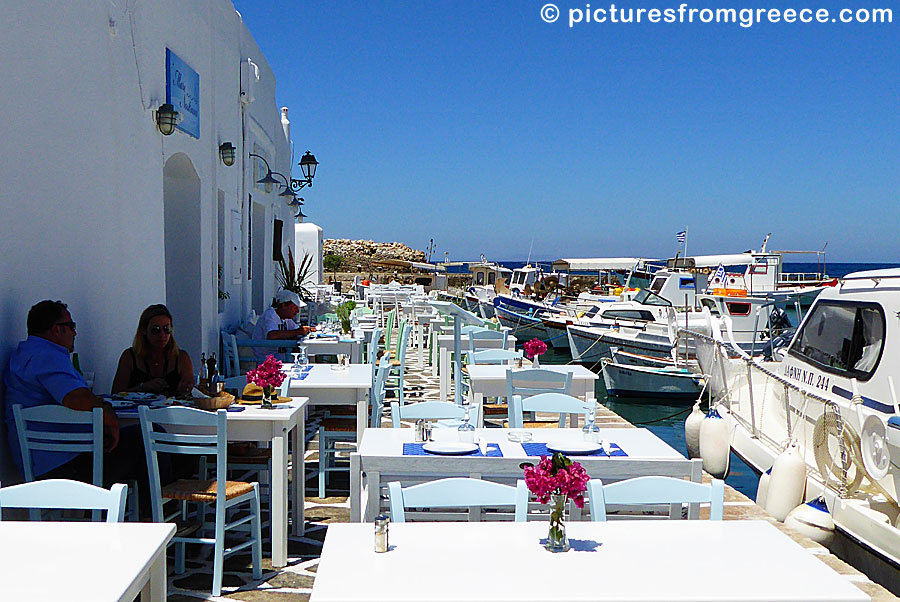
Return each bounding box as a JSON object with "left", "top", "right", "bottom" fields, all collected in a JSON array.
[
  {"left": 403, "top": 442, "right": 503, "bottom": 457},
  {"left": 520, "top": 442, "right": 627, "bottom": 457}
]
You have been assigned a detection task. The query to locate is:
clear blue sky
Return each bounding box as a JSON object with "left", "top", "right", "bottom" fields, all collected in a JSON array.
[{"left": 233, "top": 1, "right": 898, "bottom": 262}]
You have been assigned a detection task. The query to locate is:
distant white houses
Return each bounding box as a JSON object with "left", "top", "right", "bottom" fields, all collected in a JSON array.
[{"left": 0, "top": 1, "right": 312, "bottom": 477}]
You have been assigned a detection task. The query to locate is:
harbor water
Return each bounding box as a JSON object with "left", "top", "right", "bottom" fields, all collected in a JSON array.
[{"left": 538, "top": 345, "right": 761, "bottom": 499}]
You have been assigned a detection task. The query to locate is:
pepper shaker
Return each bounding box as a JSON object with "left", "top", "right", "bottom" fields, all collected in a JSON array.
[
  {"left": 415, "top": 419, "right": 426, "bottom": 443},
  {"left": 375, "top": 514, "right": 389, "bottom": 552}
]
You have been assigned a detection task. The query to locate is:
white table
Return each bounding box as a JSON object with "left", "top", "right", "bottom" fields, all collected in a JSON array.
[
  {"left": 303, "top": 335, "right": 364, "bottom": 364},
  {"left": 226, "top": 399, "right": 308, "bottom": 567},
  {"left": 467, "top": 364, "right": 598, "bottom": 425},
  {"left": 311, "top": 521, "right": 870, "bottom": 602},
  {"left": 286, "top": 363, "right": 373, "bottom": 443},
  {"left": 437, "top": 333, "right": 518, "bottom": 401},
  {"left": 350, "top": 427, "right": 699, "bottom": 521},
  {"left": 0, "top": 522, "right": 175, "bottom": 601}
]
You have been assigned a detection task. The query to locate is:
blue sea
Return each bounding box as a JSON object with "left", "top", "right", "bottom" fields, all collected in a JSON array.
[{"left": 493, "top": 260, "right": 900, "bottom": 499}]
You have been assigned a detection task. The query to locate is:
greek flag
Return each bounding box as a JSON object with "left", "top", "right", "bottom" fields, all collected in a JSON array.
[
  {"left": 676, "top": 230, "right": 686, "bottom": 244},
  {"left": 712, "top": 263, "right": 726, "bottom": 286}
]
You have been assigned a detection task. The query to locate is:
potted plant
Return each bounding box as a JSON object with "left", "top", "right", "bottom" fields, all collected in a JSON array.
[{"left": 335, "top": 300, "right": 357, "bottom": 335}]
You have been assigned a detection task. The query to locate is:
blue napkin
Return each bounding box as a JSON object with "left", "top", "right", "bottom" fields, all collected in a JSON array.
[
  {"left": 520, "top": 442, "right": 627, "bottom": 457},
  {"left": 403, "top": 442, "right": 503, "bottom": 457}
]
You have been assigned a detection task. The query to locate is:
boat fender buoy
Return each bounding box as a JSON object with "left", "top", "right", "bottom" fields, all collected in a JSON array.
[
  {"left": 684, "top": 402, "right": 705, "bottom": 459},
  {"left": 784, "top": 497, "right": 835, "bottom": 545},
  {"left": 699, "top": 407, "right": 730, "bottom": 479},
  {"left": 765, "top": 442, "right": 807, "bottom": 522},
  {"left": 756, "top": 467, "right": 772, "bottom": 508}
]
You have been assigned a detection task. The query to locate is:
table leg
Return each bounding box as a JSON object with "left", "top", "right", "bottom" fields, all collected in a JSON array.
[
  {"left": 431, "top": 331, "right": 438, "bottom": 376},
  {"left": 475, "top": 392, "right": 484, "bottom": 427},
  {"left": 357, "top": 393, "right": 367, "bottom": 444},
  {"left": 417, "top": 323, "right": 424, "bottom": 366},
  {"left": 439, "top": 346, "right": 449, "bottom": 401},
  {"left": 365, "top": 470, "right": 381, "bottom": 522},
  {"left": 142, "top": 549, "right": 167, "bottom": 601},
  {"left": 271, "top": 429, "right": 289, "bottom": 567},
  {"left": 350, "top": 453, "right": 361, "bottom": 522},
  {"left": 291, "top": 413, "right": 304, "bottom": 536}
]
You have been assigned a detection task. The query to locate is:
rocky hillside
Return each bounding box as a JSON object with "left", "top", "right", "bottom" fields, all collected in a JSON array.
[{"left": 323, "top": 239, "right": 426, "bottom": 273}]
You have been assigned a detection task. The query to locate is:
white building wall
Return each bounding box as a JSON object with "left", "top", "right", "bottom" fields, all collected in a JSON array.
[
  {"left": 0, "top": 0, "right": 297, "bottom": 480},
  {"left": 295, "top": 222, "right": 325, "bottom": 285}
]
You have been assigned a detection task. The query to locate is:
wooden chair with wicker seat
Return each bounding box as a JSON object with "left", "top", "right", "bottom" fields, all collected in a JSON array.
[
  {"left": 504, "top": 369, "right": 574, "bottom": 428},
  {"left": 138, "top": 406, "right": 262, "bottom": 598}
]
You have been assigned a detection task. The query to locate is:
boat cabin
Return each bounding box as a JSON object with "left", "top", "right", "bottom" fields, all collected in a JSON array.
[{"left": 469, "top": 262, "right": 512, "bottom": 288}]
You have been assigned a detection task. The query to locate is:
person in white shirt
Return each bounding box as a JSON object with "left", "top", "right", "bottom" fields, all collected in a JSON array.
[{"left": 253, "top": 289, "right": 313, "bottom": 343}]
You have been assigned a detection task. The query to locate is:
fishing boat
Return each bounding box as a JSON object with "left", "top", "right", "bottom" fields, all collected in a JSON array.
[
  {"left": 463, "top": 260, "right": 512, "bottom": 318},
  {"left": 567, "top": 249, "right": 820, "bottom": 364},
  {"left": 692, "top": 268, "right": 900, "bottom": 583},
  {"left": 601, "top": 357, "right": 704, "bottom": 401}
]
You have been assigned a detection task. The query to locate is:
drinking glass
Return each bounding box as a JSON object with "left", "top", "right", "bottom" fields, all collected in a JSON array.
[
  {"left": 458, "top": 405, "right": 475, "bottom": 443},
  {"left": 297, "top": 345, "right": 309, "bottom": 367},
  {"left": 582, "top": 407, "right": 600, "bottom": 442},
  {"left": 83, "top": 371, "right": 95, "bottom": 392}
]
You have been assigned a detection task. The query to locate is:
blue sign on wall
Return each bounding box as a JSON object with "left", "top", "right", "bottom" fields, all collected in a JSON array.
[{"left": 166, "top": 49, "right": 200, "bottom": 138}]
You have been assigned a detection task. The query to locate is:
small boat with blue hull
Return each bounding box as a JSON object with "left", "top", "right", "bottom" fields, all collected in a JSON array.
[{"left": 493, "top": 295, "right": 553, "bottom": 342}]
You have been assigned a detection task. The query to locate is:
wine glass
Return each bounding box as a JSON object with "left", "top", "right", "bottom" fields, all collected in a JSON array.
[
  {"left": 582, "top": 406, "right": 600, "bottom": 443},
  {"left": 458, "top": 405, "right": 475, "bottom": 443},
  {"left": 297, "top": 345, "right": 309, "bottom": 367}
]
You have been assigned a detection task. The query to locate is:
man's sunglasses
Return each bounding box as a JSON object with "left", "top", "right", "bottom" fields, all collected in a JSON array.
[
  {"left": 55, "top": 321, "right": 76, "bottom": 331},
  {"left": 150, "top": 325, "right": 173, "bottom": 335}
]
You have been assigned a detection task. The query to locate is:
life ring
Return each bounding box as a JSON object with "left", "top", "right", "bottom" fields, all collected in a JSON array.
[{"left": 813, "top": 413, "right": 864, "bottom": 493}]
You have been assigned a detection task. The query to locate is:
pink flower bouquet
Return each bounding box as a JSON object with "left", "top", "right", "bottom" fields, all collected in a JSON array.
[
  {"left": 524, "top": 452, "right": 590, "bottom": 552},
  {"left": 523, "top": 452, "right": 590, "bottom": 508},
  {"left": 523, "top": 338, "right": 547, "bottom": 360},
  {"left": 246, "top": 355, "right": 286, "bottom": 395}
]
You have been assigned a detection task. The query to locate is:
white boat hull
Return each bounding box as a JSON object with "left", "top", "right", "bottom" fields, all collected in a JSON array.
[{"left": 602, "top": 360, "right": 703, "bottom": 401}]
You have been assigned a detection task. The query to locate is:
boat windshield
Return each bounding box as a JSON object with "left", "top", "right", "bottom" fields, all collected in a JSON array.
[
  {"left": 633, "top": 288, "right": 672, "bottom": 307},
  {"left": 789, "top": 300, "right": 885, "bottom": 379}
]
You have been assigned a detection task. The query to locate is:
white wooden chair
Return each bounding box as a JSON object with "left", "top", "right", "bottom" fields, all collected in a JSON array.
[
  {"left": 139, "top": 406, "right": 263, "bottom": 597},
  {"left": 0, "top": 479, "right": 127, "bottom": 523},
  {"left": 390, "top": 400, "right": 466, "bottom": 427},
  {"left": 387, "top": 477, "right": 529, "bottom": 522},
  {"left": 12, "top": 404, "right": 139, "bottom": 521},
  {"left": 508, "top": 392, "right": 593, "bottom": 429},
  {"left": 588, "top": 476, "right": 725, "bottom": 521}
]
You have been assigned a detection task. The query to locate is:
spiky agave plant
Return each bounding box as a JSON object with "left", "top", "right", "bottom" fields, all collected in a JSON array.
[{"left": 276, "top": 248, "right": 316, "bottom": 301}]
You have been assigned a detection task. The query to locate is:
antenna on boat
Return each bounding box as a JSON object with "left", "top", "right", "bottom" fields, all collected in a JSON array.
[
  {"left": 760, "top": 233, "right": 771, "bottom": 253},
  {"left": 525, "top": 236, "right": 534, "bottom": 267}
]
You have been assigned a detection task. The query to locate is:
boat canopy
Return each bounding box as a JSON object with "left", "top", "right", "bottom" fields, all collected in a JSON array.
[
  {"left": 673, "top": 253, "right": 759, "bottom": 268},
  {"left": 552, "top": 257, "right": 655, "bottom": 272},
  {"left": 372, "top": 259, "right": 447, "bottom": 272}
]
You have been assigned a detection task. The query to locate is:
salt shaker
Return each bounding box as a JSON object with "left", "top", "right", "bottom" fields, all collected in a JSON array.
[
  {"left": 415, "top": 419, "right": 427, "bottom": 443},
  {"left": 374, "top": 514, "right": 389, "bottom": 553},
  {"left": 424, "top": 422, "right": 433, "bottom": 442}
]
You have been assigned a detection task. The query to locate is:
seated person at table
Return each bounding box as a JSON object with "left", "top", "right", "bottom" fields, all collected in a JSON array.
[
  {"left": 3, "top": 300, "right": 150, "bottom": 503},
  {"left": 253, "top": 289, "right": 313, "bottom": 342},
  {"left": 112, "top": 304, "right": 194, "bottom": 396}
]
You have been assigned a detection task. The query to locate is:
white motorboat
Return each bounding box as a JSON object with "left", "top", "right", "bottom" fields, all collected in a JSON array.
[
  {"left": 602, "top": 356, "right": 704, "bottom": 402},
  {"left": 692, "top": 268, "right": 900, "bottom": 581}
]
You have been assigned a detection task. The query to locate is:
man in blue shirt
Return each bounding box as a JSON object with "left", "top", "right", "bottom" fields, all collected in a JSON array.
[{"left": 4, "top": 300, "right": 147, "bottom": 500}]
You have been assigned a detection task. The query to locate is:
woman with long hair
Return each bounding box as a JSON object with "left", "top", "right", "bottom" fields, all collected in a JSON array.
[{"left": 111, "top": 304, "right": 194, "bottom": 395}]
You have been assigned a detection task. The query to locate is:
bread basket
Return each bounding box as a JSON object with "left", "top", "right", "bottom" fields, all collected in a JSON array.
[{"left": 194, "top": 391, "right": 235, "bottom": 411}]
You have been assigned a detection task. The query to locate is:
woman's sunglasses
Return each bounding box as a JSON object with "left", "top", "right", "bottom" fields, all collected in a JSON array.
[{"left": 150, "top": 325, "right": 173, "bottom": 335}]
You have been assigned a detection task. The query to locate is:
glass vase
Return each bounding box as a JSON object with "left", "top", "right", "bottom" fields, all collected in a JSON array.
[
  {"left": 261, "top": 385, "right": 275, "bottom": 409},
  {"left": 532, "top": 354, "right": 541, "bottom": 369},
  {"left": 545, "top": 493, "right": 570, "bottom": 552}
]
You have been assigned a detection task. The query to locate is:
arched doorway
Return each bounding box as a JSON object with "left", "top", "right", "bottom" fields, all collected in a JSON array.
[{"left": 163, "top": 153, "right": 202, "bottom": 362}]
